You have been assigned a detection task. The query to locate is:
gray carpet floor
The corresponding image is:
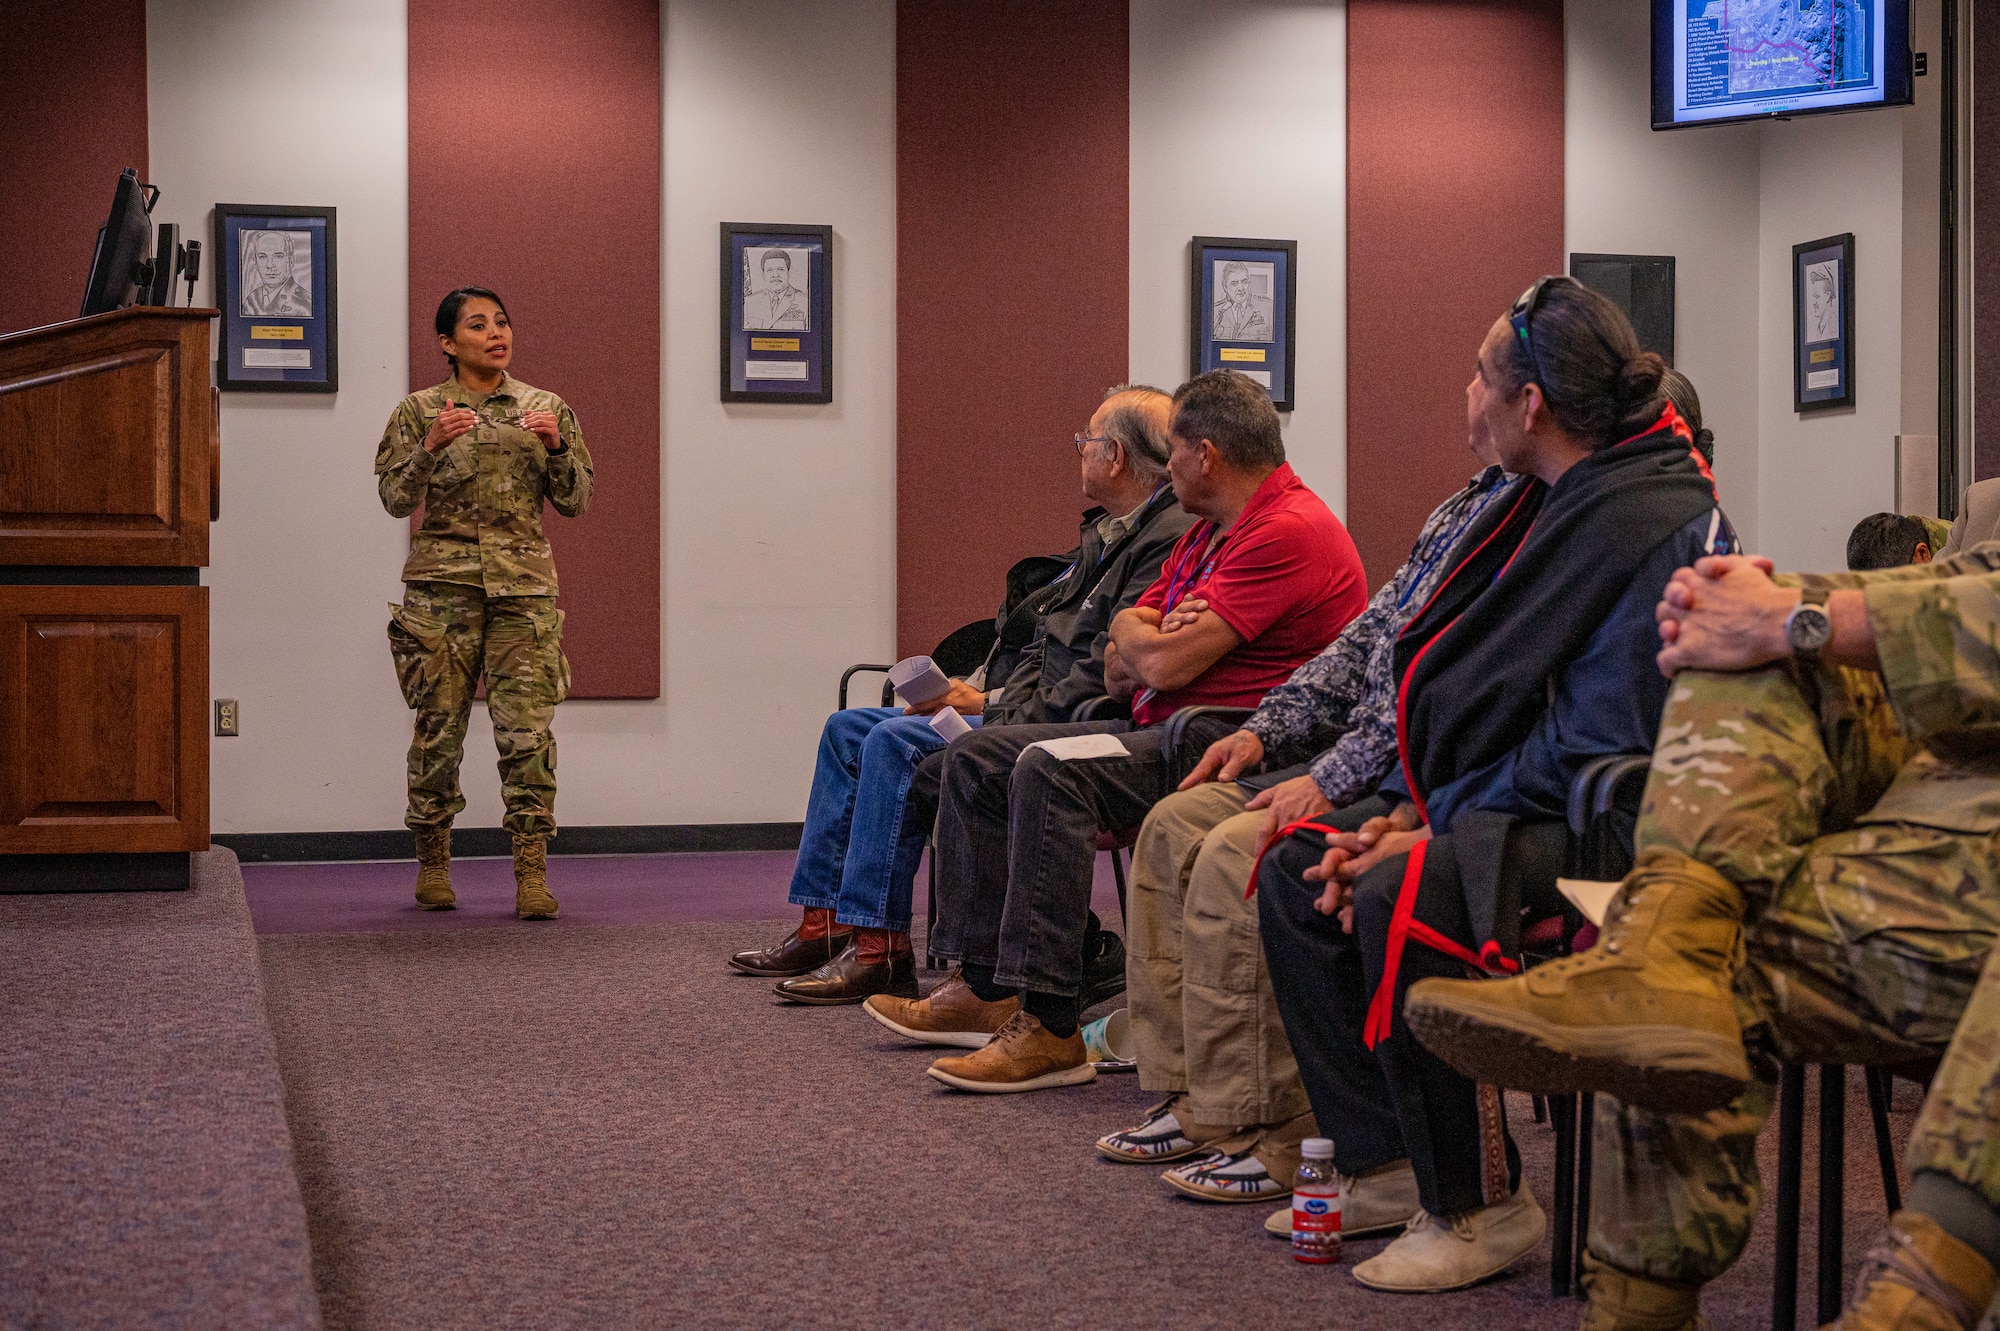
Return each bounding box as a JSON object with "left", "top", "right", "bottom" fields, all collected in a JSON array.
[
  {"left": 258, "top": 916, "right": 1920, "bottom": 1331},
  {"left": 1, "top": 850, "right": 321, "bottom": 1331}
]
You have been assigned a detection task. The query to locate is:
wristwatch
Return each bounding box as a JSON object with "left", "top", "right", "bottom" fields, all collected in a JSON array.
[{"left": 1784, "top": 587, "right": 1833, "bottom": 660}]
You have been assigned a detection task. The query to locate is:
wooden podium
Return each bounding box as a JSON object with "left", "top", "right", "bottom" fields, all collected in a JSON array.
[{"left": 0, "top": 308, "right": 219, "bottom": 890}]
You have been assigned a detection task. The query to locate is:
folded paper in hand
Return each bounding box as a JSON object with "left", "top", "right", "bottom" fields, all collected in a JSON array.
[
  {"left": 1023, "top": 733, "right": 1131, "bottom": 762},
  {"left": 888, "top": 656, "right": 950, "bottom": 706},
  {"left": 929, "top": 706, "right": 972, "bottom": 742},
  {"left": 1555, "top": 877, "right": 1620, "bottom": 929}
]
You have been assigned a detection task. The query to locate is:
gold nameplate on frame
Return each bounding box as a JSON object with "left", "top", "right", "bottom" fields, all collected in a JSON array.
[
  {"left": 1219, "top": 347, "right": 1267, "bottom": 363},
  {"left": 1808, "top": 348, "right": 1836, "bottom": 364},
  {"left": 750, "top": 337, "right": 801, "bottom": 352},
  {"left": 250, "top": 325, "right": 306, "bottom": 340}
]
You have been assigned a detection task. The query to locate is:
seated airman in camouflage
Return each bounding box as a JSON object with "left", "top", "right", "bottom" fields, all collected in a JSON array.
[
  {"left": 376, "top": 286, "right": 593, "bottom": 920},
  {"left": 1407, "top": 548, "right": 2000, "bottom": 1331}
]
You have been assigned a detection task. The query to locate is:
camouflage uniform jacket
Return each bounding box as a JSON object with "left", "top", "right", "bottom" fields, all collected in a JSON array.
[
  {"left": 1834, "top": 541, "right": 2000, "bottom": 829},
  {"left": 375, "top": 373, "right": 593, "bottom": 596}
]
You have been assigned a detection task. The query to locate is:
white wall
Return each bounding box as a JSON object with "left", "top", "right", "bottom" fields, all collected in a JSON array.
[
  {"left": 1756, "top": 110, "right": 1909, "bottom": 569},
  {"left": 148, "top": 0, "right": 898, "bottom": 834},
  {"left": 1129, "top": 0, "right": 1347, "bottom": 515},
  {"left": 1565, "top": 0, "right": 1763, "bottom": 548},
  {"left": 1566, "top": 0, "right": 1941, "bottom": 571},
  {"left": 148, "top": 0, "right": 415, "bottom": 835}
]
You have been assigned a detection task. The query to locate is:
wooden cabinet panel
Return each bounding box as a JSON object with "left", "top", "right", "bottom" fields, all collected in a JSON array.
[
  {"left": 0, "top": 309, "right": 215, "bottom": 565},
  {"left": 0, "top": 586, "right": 209, "bottom": 852}
]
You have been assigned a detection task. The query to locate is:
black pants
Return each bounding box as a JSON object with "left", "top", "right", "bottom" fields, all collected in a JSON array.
[
  {"left": 931, "top": 715, "right": 1238, "bottom": 1001},
  {"left": 1259, "top": 822, "right": 1522, "bottom": 1218}
]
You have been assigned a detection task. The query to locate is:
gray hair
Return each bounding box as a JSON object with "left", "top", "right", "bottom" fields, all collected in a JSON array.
[
  {"left": 1170, "top": 370, "right": 1285, "bottom": 470},
  {"left": 1098, "top": 383, "right": 1173, "bottom": 480}
]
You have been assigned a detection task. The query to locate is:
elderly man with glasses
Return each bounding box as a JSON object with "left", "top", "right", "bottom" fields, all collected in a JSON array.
[{"left": 727, "top": 385, "right": 1195, "bottom": 1005}]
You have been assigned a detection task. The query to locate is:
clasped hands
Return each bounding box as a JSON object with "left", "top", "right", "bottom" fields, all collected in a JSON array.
[
  {"left": 423, "top": 403, "right": 564, "bottom": 454},
  {"left": 903, "top": 678, "right": 989, "bottom": 718}
]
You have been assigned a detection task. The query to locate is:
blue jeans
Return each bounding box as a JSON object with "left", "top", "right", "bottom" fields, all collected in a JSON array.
[{"left": 788, "top": 707, "right": 981, "bottom": 932}]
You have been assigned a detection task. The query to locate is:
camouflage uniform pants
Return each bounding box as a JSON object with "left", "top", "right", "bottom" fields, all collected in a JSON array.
[
  {"left": 1591, "top": 661, "right": 2000, "bottom": 1287},
  {"left": 386, "top": 581, "right": 569, "bottom": 838}
]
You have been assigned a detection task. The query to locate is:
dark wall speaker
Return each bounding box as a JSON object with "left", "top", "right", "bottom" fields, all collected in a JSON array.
[{"left": 1569, "top": 253, "right": 1676, "bottom": 365}]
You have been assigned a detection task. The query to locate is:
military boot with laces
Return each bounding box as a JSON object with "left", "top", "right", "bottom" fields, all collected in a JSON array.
[
  {"left": 413, "top": 826, "right": 455, "bottom": 910},
  {"left": 1829, "top": 1211, "right": 1997, "bottom": 1331},
  {"left": 1404, "top": 849, "right": 1751, "bottom": 1114},
  {"left": 1578, "top": 1254, "right": 1708, "bottom": 1330},
  {"left": 512, "top": 832, "right": 559, "bottom": 920}
]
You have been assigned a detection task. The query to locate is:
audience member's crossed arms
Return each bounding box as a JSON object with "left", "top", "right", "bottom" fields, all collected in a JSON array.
[{"left": 1302, "top": 803, "right": 1428, "bottom": 928}]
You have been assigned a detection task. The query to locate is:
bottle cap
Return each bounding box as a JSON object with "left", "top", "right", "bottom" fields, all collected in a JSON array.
[{"left": 1301, "top": 1137, "right": 1333, "bottom": 1159}]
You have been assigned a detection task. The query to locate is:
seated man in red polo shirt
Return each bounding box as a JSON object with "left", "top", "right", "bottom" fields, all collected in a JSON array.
[{"left": 864, "top": 369, "right": 1369, "bottom": 1092}]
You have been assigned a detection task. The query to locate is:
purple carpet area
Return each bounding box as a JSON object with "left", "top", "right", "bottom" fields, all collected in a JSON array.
[
  {"left": 0, "top": 849, "right": 321, "bottom": 1330},
  {"left": 258, "top": 912, "right": 1921, "bottom": 1331},
  {"left": 242, "top": 849, "right": 1128, "bottom": 935}
]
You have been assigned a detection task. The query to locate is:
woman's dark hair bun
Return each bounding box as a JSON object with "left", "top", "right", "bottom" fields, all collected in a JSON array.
[{"left": 1617, "top": 351, "right": 1668, "bottom": 409}]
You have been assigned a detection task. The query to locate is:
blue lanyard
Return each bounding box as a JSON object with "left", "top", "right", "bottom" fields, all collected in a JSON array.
[{"left": 1161, "top": 525, "right": 1227, "bottom": 610}]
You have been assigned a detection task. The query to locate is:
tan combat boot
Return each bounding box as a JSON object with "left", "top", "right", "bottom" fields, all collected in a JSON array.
[
  {"left": 1579, "top": 1255, "right": 1707, "bottom": 1331},
  {"left": 1404, "top": 849, "right": 1750, "bottom": 1114},
  {"left": 1829, "top": 1211, "right": 1997, "bottom": 1331},
  {"left": 512, "top": 833, "right": 559, "bottom": 920},
  {"left": 414, "top": 826, "right": 455, "bottom": 910}
]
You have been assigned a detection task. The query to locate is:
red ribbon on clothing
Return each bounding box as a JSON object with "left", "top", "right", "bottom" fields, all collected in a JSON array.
[{"left": 1359, "top": 840, "right": 1519, "bottom": 1051}]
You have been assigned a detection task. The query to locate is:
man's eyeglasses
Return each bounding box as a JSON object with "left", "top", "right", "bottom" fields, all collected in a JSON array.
[
  {"left": 1508, "top": 275, "right": 1568, "bottom": 392},
  {"left": 1074, "top": 433, "right": 1113, "bottom": 455}
]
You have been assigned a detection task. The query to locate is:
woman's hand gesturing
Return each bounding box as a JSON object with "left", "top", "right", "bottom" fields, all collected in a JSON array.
[{"left": 423, "top": 402, "right": 479, "bottom": 454}]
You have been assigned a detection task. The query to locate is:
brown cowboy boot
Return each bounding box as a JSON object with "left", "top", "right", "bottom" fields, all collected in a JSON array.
[
  {"left": 1404, "top": 849, "right": 1751, "bottom": 1114},
  {"left": 775, "top": 926, "right": 918, "bottom": 1004},
  {"left": 1829, "top": 1211, "right": 1997, "bottom": 1331},
  {"left": 1579, "top": 1255, "right": 1707, "bottom": 1330},
  {"left": 512, "top": 833, "right": 559, "bottom": 920},
  {"left": 728, "top": 907, "right": 853, "bottom": 976},
  {"left": 413, "top": 826, "right": 455, "bottom": 910}
]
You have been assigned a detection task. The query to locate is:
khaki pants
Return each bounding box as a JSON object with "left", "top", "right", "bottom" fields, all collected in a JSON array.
[{"left": 1127, "top": 782, "right": 1311, "bottom": 1127}]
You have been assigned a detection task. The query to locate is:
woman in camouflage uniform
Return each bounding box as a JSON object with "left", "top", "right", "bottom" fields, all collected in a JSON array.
[{"left": 375, "top": 287, "right": 594, "bottom": 919}]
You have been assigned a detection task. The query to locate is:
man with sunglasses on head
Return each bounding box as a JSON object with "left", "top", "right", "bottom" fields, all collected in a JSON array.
[
  {"left": 1250, "top": 277, "right": 1734, "bottom": 1294},
  {"left": 728, "top": 385, "right": 1195, "bottom": 1005}
]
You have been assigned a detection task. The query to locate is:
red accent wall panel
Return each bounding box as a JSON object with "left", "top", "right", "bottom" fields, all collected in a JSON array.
[
  {"left": 0, "top": 0, "right": 148, "bottom": 336},
  {"left": 1347, "top": 0, "right": 1565, "bottom": 587},
  {"left": 897, "top": 0, "right": 1130, "bottom": 657},
  {"left": 1974, "top": 3, "right": 2000, "bottom": 484},
  {"left": 409, "top": 0, "right": 661, "bottom": 697}
]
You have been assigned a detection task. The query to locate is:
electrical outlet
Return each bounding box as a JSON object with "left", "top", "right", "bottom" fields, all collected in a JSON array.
[{"left": 215, "top": 699, "right": 240, "bottom": 736}]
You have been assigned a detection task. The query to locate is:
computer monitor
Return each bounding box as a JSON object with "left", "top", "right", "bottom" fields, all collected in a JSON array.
[
  {"left": 1652, "top": 0, "right": 1912, "bottom": 130},
  {"left": 79, "top": 167, "right": 158, "bottom": 317}
]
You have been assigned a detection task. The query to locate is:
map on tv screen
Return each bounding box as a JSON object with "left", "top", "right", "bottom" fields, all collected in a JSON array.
[{"left": 1666, "top": 0, "right": 1894, "bottom": 125}]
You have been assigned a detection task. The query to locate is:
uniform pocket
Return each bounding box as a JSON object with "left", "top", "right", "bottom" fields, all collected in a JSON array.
[
  {"left": 387, "top": 602, "right": 450, "bottom": 708},
  {"left": 545, "top": 606, "right": 570, "bottom": 705}
]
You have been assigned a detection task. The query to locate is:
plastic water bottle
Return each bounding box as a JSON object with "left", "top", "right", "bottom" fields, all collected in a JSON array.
[{"left": 1291, "top": 1137, "right": 1342, "bottom": 1264}]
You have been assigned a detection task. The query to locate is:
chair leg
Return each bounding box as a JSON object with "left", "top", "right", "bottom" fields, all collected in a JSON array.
[
  {"left": 1865, "top": 1065, "right": 1902, "bottom": 1214},
  {"left": 1774, "top": 1061, "right": 1807, "bottom": 1330},
  {"left": 1817, "top": 1065, "right": 1847, "bottom": 1327},
  {"left": 1551, "top": 1091, "right": 1577, "bottom": 1298},
  {"left": 925, "top": 840, "right": 939, "bottom": 969},
  {"left": 1532, "top": 1093, "right": 1547, "bottom": 1124},
  {"left": 1111, "top": 847, "right": 1128, "bottom": 926},
  {"left": 1575, "top": 1091, "right": 1594, "bottom": 1298}
]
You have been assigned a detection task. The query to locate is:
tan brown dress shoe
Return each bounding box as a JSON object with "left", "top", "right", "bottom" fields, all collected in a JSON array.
[
  {"left": 926, "top": 1012, "right": 1096, "bottom": 1094},
  {"left": 863, "top": 970, "right": 1019, "bottom": 1048}
]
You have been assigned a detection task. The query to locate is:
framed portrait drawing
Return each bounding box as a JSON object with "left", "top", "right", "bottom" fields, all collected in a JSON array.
[
  {"left": 1190, "top": 236, "right": 1297, "bottom": 411},
  {"left": 721, "top": 222, "right": 832, "bottom": 404},
  {"left": 213, "top": 204, "right": 337, "bottom": 393},
  {"left": 1793, "top": 233, "right": 1854, "bottom": 413}
]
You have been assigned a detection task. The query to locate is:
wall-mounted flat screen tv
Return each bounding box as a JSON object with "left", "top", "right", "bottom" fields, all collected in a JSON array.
[{"left": 1653, "top": 0, "right": 1911, "bottom": 130}]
